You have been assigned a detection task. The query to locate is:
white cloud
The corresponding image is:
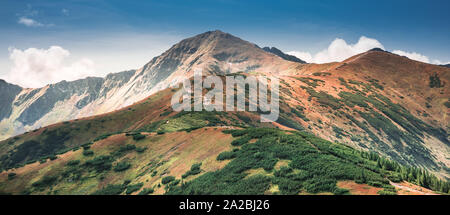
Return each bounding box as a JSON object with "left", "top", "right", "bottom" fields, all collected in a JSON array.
[
  {"left": 4, "top": 46, "right": 97, "bottom": 88},
  {"left": 432, "top": 60, "right": 450, "bottom": 65},
  {"left": 286, "top": 51, "right": 313, "bottom": 63},
  {"left": 17, "top": 4, "right": 54, "bottom": 27},
  {"left": 392, "top": 50, "right": 431, "bottom": 63},
  {"left": 287, "top": 36, "right": 384, "bottom": 63},
  {"left": 18, "top": 17, "right": 53, "bottom": 27},
  {"left": 18, "top": 17, "right": 43, "bottom": 27},
  {"left": 287, "top": 36, "right": 449, "bottom": 65}
]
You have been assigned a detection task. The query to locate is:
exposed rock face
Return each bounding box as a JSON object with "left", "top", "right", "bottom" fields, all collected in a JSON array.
[
  {"left": 0, "top": 30, "right": 296, "bottom": 140},
  {"left": 263, "top": 46, "right": 307, "bottom": 63},
  {"left": 0, "top": 70, "right": 135, "bottom": 140},
  {"left": 0, "top": 80, "right": 22, "bottom": 121}
]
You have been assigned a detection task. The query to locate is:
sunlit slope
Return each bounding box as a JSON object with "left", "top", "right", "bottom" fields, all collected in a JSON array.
[
  {"left": 277, "top": 50, "right": 449, "bottom": 178},
  {"left": 0, "top": 128, "right": 447, "bottom": 195}
]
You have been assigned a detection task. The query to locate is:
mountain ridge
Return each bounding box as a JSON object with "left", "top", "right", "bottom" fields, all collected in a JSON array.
[
  {"left": 262, "top": 46, "right": 307, "bottom": 63},
  {"left": 0, "top": 30, "right": 448, "bottom": 180},
  {"left": 0, "top": 30, "right": 297, "bottom": 140}
]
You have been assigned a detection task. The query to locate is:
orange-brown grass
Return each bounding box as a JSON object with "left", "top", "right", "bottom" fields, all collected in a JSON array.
[
  {"left": 0, "top": 127, "right": 234, "bottom": 195},
  {"left": 337, "top": 180, "right": 383, "bottom": 195},
  {"left": 391, "top": 181, "right": 439, "bottom": 195}
]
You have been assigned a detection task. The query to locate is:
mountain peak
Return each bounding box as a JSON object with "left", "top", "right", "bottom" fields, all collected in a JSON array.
[
  {"left": 197, "top": 29, "right": 228, "bottom": 37},
  {"left": 177, "top": 30, "right": 250, "bottom": 51},
  {"left": 138, "top": 30, "right": 297, "bottom": 80},
  {"left": 368, "top": 47, "right": 388, "bottom": 53}
]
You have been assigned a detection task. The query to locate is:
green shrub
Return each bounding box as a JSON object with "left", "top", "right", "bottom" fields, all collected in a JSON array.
[
  {"left": 160, "top": 110, "right": 172, "bottom": 117},
  {"left": 231, "top": 136, "right": 251, "bottom": 146},
  {"left": 368, "top": 181, "right": 383, "bottom": 188},
  {"left": 67, "top": 160, "right": 80, "bottom": 166},
  {"left": 290, "top": 106, "right": 309, "bottom": 121},
  {"left": 114, "top": 162, "right": 131, "bottom": 172},
  {"left": 217, "top": 151, "right": 237, "bottom": 161},
  {"left": 333, "top": 188, "right": 349, "bottom": 195},
  {"left": 295, "top": 77, "right": 324, "bottom": 88},
  {"left": 312, "top": 72, "right": 331, "bottom": 76},
  {"left": 82, "top": 144, "right": 91, "bottom": 150},
  {"left": 276, "top": 116, "right": 304, "bottom": 130},
  {"left": 275, "top": 177, "right": 303, "bottom": 195},
  {"left": 126, "top": 183, "right": 144, "bottom": 194},
  {"left": 132, "top": 133, "right": 146, "bottom": 141},
  {"left": 135, "top": 147, "right": 147, "bottom": 153},
  {"left": 85, "top": 155, "right": 114, "bottom": 172},
  {"left": 303, "top": 87, "right": 342, "bottom": 110},
  {"left": 39, "top": 158, "right": 48, "bottom": 164},
  {"left": 377, "top": 190, "right": 397, "bottom": 195},
  {"left": 429, "top": 73, "right": 443, "bottom": 88},
  {"left": 274, "top": 166, "right": 293, "bottom": 177},
  {"left": 444, "top": 100, "right": 450, "bottom": 108},
  {"left": 119, "top": 144, "right": 136, "bottom": 152},
  {"left": 8, "top": 173, "right": 16, "bottom": 180},
  {"left": 368, "top": 79, "right": 384, "bottom": 90},
  {"left": 138, "top": 188, "right": 154, "bottom": 195},
  {"left": 182, "top": 163, "right": 202, "bottom": 178},
  {"left": 168, "top": 179, "right": 181, "bottom": 188},
  {"left": 83, "top": 149, "right": 94, "bottom": 156},
  {"left": 387, "top": 173, "right": 402, "bottom": 183},
  {"left": 32, "top": 175, "right": 58, "bottom": 188},
  {"left": 161, "top": 176, "right": 175, "bottom": 184},
  {"left": 332, "top": 126, "right": 347, "bottom": 139}
]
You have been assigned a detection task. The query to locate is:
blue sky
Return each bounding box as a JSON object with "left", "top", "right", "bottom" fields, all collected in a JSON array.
[{"left": 1, "top": 0, "right": 449, "bottom": 87}]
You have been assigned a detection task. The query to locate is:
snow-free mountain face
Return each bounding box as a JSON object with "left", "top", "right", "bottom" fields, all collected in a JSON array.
[
  {"left": 0, "top": 30, "right": 449, "bottom": 179},
  {"left": 0, "top": 80, "right": 22, "bottom": 122},
  {"left": 0, "top": 30, "right": 297, "bottom": 140},
  {"left": 0, "top": 71, "right": 135, "bottom": 140}
]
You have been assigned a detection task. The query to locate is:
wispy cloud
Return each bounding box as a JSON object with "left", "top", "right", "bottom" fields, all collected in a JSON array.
[
  {"left": 17, "top": 4, "right": 54, "bottom": 27},
  {"left": 18, "top": 17, "right": 45, "bottom": 27},
  {"left": 62, "top": 8, "right": 69, "bottom": 16}
]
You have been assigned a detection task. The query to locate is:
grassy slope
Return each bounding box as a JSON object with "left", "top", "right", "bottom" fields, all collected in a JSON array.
[
  {"left": 0, "top": 127, "right": 446, "bottom": 195},
  {"left": 0, "top": 127, "right": 234, "bottom": 195},
  {"left": 278, "top": 52, "right": 450, "bottom": 178},
  {"left": 0, "top": 88, "right": 177, "bottom": 171}
]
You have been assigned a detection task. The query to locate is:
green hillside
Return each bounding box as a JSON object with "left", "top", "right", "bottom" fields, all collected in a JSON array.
[{"left": 1, "top": 126, "right": 448, "bottom": 195}]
